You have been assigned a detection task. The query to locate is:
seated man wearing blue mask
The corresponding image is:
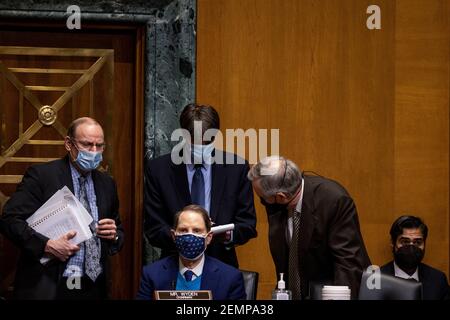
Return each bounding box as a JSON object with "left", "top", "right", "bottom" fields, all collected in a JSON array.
[
  {"left": 0, "top": 117, "right": 124, "bottom": 299},
  {"left": 137, "top": 205, "right": 246, "bottom": 300},
  {"left": 381, "top": 215, "right": 449, "bottom": 300}
]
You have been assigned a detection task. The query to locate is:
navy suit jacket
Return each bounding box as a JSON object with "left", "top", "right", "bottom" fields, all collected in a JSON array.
[
  {"left": 137, "top": 255, "right": 246, "bottom": 300},
  {"left": 144, "top": 151, "right": 257, "bottom": 267},
  {"left": 0, "top": 156, "right": 124, "bottom": 299},
  {"left": 381, "top": 261, "right": 449, "bottom": 300}
]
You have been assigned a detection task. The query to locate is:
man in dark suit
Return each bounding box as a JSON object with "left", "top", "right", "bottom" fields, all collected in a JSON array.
[
  {"left": 248, "top": 156, "right": 371, "bottom": 300},
  {"left": 380, "top": 215, "right": 449, "bottom": 300},
  {"left": 137, "top": 205, "right": 246, "bottom": 300},
  {"left": 0, "top": 117, "right": 124, "bottom": 299},
  {"left": 144, "top": 104, "right": 257, "bottom": 268}
]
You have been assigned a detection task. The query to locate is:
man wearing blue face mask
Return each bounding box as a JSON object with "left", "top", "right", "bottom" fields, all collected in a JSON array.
[
  {"left": 137, "top": 205, "right": 246, "bottom": 300},
  {"left": 144, "top": 103, "right": 257, "bottom": 268},
  {"left": 0, "top": 117, "right": 124, "bottom": 299}
]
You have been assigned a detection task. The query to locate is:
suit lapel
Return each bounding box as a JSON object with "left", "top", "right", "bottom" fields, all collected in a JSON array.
[
  {"left": 210, "top": 163, "right": 226, "bottom": 221},
  {"left": 170, "top": 162, "right": 191, "bottom": 206},
  {"left": 165, "top": 256, "right": 181, "bottom": 290},
  {"left": 298, "top": 177, "right": 316, "bottom": 257},
  {"left": 200, "top": 256, "right": 219, "bottom": 292},
  {"left": 91, "top": 170, "right": 106, "bottom": 220},
  {"left": 58, "top": 156, "right": 75, "bottom": 193},
  {"left": 385, "top": 261, "right": 395, "bottom": 275}
]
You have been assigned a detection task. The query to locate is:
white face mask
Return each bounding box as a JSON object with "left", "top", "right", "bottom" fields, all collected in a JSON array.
[{"left": 190, "top": 142, "right": 214, "bottom": 164}]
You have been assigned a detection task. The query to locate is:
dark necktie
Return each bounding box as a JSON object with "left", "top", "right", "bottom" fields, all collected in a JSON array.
[
  {"left": 79, "top": 176, "right": 102, "bottom": 281},
  {"left": 184, "top": 270, "right": 195, "bottom": 282},
  {"left": 288, "top": 210, "right": 302, "bottom": 299},
  {"left": 191, "top": 164, "right": 205, "bottom": 207}
]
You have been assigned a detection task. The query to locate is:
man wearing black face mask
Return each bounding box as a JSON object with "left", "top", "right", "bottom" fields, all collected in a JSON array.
[
  {"left": 137, "top": 205, "right": 246, "bottom": 300},
  {"left": 0, "top": 117, "right": 124, "bottom": 299},
  {"left": 381, "top": 215, "right": 449, "bottom": 300},
  {"left": 248, "top": 156, "right": 371, "bottom": 300}
]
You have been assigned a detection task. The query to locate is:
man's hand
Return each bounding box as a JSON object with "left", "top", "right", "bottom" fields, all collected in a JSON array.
[
  {"left": 212, "top": 230, "right": 233, "bottom": 243},
  {"left": 96, "top": 218, "right": 117, "bottom": 241},
  {"left": 44, "top": 231, "right": 80, "bottom": 261}
]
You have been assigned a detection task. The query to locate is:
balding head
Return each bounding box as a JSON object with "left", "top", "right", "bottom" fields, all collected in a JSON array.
[
  {"left": 67, "top": 117, "right": 101, "bottom": 138},
  {"left": 248, "top": 155, "right": 302, "bottom": 198}
]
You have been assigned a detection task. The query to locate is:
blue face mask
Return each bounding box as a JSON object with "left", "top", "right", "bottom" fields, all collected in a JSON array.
[
  {"left": 191, "top": 142, "right": 214, "bottom": 164},
  {"left": 75, "top": 149, "right": 103, "bottom": 171},
  {"left": 175, "top": 233, "right": 207, "bottom": 260}
]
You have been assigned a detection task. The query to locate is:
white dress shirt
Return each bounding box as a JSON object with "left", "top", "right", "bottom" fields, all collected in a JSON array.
[
  {"left": 394, "top": 261, "right": 419, "bottom": 281},
  {"left": 179, "top": 254, "right": 205, "bottom": 281}
]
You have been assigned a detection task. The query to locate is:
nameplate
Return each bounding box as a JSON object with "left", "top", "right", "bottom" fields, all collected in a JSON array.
[{"left": 154, "top": 290, "right": 212, "bottom": 300}]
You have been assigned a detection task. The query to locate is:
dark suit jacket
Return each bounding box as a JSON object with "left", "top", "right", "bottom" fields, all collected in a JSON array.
[
  {"left": 136, "top": 255, "right": 246, "bottom": 300},
  {"left": 0, "top": 156, "right": 124, "bottom": 299},
  {"left": 381, "top": 261, "right": 449, "bottom": 300},
  {"left": 264, "top": 175, "right": 371, "bottom": 299},
  {"left": 144, "top": 152, "right": 257, "bottom": 267}
]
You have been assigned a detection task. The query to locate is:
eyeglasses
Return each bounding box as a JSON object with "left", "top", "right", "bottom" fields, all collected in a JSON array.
[
  {"left": 398, "top": 238, "right": 424, "bottom": 247},
  {"left": 71, "top": 138, "right": 106, "bottom": 151}
]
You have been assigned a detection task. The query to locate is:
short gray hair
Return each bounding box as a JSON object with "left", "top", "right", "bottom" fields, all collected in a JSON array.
[{"left": 247, "top": 156, "right": 302, "bottom": 197}]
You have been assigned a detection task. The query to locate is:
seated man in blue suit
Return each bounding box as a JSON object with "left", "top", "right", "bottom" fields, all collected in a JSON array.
[{"left": 137, "top": 205, "right": 246, "bottom": 300}]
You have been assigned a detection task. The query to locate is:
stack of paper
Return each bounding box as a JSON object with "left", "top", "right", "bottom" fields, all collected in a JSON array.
[{"left": 26, "top": 186, "right": 94, "bottom": 264}]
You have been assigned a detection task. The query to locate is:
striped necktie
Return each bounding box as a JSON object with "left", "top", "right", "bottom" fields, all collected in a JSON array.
[
  {"left": 288, "top": 210, "right": 302, "bottom": 299},
  {"left": 79, "top": 176, "right": 102, "bottom": 281}
]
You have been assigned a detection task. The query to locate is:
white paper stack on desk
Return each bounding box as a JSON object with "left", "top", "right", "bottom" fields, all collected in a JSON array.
[{"left": 26, "top": 186, "right": 94, "bottom": 264}]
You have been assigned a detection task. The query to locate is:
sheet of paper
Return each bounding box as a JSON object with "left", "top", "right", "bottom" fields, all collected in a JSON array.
[
  {"left": 26, "top": 186, "right": 94, "bottom": 265},
  {"left": 211, "top": 223, "right": 235, "bottom": 234}
]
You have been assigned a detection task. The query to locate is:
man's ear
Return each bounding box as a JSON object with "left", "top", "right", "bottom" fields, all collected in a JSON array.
[
  {"left": 171, "top": 229, "right": 176, "bottom": 241},
  {"left": 390, "top": 242, "right": 396, "bottom": 252},
  {"left": 64, "top": 136, "right": 72, "bottom": 152},
  {"left": 275, "top": 192, "right": 288, "bottom": 202},
  {"left": 205, "top": 231, "right": 213, "bottom": 246}
]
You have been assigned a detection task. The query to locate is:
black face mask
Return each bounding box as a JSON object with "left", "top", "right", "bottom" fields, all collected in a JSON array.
[
  {"left": 260, "top": 184, "right": 302, "bottom": 211},
  {"left": 394, "top": 245, "right": 424, "bottom": 271},
  {"left": 261, "top": 192, "right": 297, "bottom": 212}
]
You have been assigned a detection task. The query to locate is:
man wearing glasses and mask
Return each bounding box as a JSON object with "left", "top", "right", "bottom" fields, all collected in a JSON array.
[
  {"left": 0, "top": 117, "right": 124, "bottom": 299},
  {"left": 248, "top": 156, "right": 371, "bottom": 300},
  {"left": 381, "top": 215, "right": 449, "bottom": 300}
]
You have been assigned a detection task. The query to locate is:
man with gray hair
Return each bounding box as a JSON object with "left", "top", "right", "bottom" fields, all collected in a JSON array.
[{"left": 248, "top": 156, "right": 370, "bottom": 300}]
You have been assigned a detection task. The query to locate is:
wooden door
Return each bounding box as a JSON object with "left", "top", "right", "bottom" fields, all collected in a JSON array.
[{"left": 0, "top": 22, "right": 144, "bottom": 299}]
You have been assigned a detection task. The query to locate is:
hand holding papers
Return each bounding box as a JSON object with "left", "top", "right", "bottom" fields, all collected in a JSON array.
[
  {"left": 26, "top": 186, "right": 94, "bottom": 264},
  {"left": 210, "top": 223, "right": 235, "bottom": 243}
]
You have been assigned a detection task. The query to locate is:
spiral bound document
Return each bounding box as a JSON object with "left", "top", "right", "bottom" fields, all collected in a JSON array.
[{"left": 26, "top": 186, "right": 94, "bottom": 264}]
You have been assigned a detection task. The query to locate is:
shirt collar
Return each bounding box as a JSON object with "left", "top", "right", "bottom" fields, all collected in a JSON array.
[
  {"left": 187, "top": 163, "right": 210, "bottom": 171},
  {"left": 179, "top": 254, "right": 205, "bottom": 278},
  {"left": 393, "top": 261, "right": 419, "bottom": 281}
]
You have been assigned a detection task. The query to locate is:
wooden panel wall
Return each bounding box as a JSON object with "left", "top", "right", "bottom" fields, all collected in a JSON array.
[{"left": 197, "top": 0, "right": 449, "bottom": 299}]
